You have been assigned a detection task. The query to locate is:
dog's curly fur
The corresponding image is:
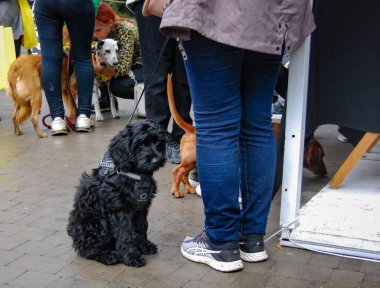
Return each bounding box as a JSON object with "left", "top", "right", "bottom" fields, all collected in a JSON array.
[{"left": 67, "top": 120, "right": 166, "bottom": 267}]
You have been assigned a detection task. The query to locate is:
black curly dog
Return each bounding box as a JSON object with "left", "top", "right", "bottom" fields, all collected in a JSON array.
[{"left": 67, "top": 120, "right": 166, "bottom": 267}]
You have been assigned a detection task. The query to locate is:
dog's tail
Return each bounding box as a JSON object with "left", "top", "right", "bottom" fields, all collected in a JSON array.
[
  {"left": 5, "top": 82, "right": 12, "bottom": 99},
  {"left": 167, "top": 74, "right": 195, "bottom": 134}
]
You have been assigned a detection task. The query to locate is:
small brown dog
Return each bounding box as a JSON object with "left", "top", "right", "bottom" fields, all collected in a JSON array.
[
  {"left": 167, "top": 74, "right": 197, "bottom": 198},
  {"left": 6, "top": 54, "right": 76, "bottom": 138},
  {"left": 303, "top": 139, "right": 327, "bottom": 176}
]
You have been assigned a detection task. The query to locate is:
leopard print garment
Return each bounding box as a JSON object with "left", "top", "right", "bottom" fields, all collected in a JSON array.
[{"left": 108, "top": 21, "right": 142, "bottom": 78}]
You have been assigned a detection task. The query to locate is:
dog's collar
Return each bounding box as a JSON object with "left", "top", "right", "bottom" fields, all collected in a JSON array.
[
  {"left": 116, "top": 170, "right": 141, "bottom": 181},
  {"left": 98, "top": 151, "right": 153, "bottom": 211},
  {"left": 99, "top": 151, "right": 143, "bottom": 181},
  {"left": 99, "top": 151, "right": 116, "bottom": 177}
]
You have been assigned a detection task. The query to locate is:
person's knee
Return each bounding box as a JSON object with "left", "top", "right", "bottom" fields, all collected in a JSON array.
[{"left": 109, "top": 81, "right": 134, "bottom": 99}]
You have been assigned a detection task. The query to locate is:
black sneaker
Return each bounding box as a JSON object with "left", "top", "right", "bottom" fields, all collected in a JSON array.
[
  {"left": 239, "top": 234, "right": 268, "bottom": 262},
  {"left": 188, "top": 168, "right": 199, "bottom": 186},
  {"left": 181, "top": 231, "right": 243, "bottom": 272},
  {"left": 165, "top": 134, "right": 181, "bottom": 164}
]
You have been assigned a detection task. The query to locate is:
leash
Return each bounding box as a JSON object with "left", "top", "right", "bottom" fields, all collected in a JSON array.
[
  {"left": 42, "top": 49, "right": 78, "bottom": 131},
  {"left": 128, "top": 35, "right": 170, "bottom": 123},
  {"left": 64, "top": 50, "right": 78, "bottom": 130}
]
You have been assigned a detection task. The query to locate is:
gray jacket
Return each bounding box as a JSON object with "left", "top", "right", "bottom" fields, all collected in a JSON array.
[
  {"left": 160, "top": 0, "right": 315, "bottom": 55},
  {"left": 0, "top": 0, "right": 23, "bottom": 39}
]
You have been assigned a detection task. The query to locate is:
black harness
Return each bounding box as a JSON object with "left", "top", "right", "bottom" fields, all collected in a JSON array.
[{"left": 98, "top": 152, "right": 153, "bottom": 210}]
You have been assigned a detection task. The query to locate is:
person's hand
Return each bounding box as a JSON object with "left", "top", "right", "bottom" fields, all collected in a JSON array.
[
  {"left": 101, "top": 67, "right": 116, "bottom": 77},
  {"left": 93, "top": 64, "right": 103, "bottom": 74},
  {"left": 93, "top": 64, "right": 116, "bottom": 77}
]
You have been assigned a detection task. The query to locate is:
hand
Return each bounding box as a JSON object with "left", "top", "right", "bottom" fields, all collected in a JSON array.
[
  {"left": 93, "top": 64, "right": 116, "bottom": 77},
  {"left": 102, "top": 67, "right": 116, "bottom": 77}
]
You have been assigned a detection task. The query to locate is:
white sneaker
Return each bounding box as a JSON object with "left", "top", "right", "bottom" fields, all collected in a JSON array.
[
  {"left": 51, "top": 117, "right": 69, "bottom": 136},
  {"left": 196, "top": 185, "right": 202, "bottom": 197},
  {"left": 188, "top": 169, "right": 199, "bottom": 187},
  {"left": 337, "top": 132, "right": 348, "bottom": 143},
  {"left": 75, "top": 114, "right": 94, "bottom": 132}
]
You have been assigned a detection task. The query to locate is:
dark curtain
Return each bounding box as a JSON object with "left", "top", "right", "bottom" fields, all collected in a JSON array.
[{"left": 307, "top": 0, "right": 380, "bottom": 134}]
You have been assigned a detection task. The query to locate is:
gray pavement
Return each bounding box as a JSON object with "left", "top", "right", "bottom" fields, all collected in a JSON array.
[{"left": 1, "top": 89, "right": 379, "bottom": 288}]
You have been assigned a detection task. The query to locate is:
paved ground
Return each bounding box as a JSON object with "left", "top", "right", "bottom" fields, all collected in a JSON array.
[{"left": 1, "top": 89, "right": 379, "bottom": 288}]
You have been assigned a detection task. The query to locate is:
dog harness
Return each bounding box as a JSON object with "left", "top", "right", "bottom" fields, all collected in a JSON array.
[{"left": 99, "top": 151, "right": 153, "bottom": 210}]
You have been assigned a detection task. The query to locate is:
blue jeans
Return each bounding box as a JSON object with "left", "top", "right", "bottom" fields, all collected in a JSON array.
[
  {"left": 182, "top": 33, "right": 282, "bottom": 243},
  {"left": 108, "top": 66, "right": 144, "bottom": 99},
  {"left": 34, "top": 0, "right": 95, "bottom": 119}
]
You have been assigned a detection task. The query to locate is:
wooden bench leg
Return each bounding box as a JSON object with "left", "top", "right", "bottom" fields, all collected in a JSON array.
[
  {"left": 366, "top": 134, "right": 380, "bottom": 152},
  {"left": 329, "top": 132, "right": 379, "bottom": 189}
]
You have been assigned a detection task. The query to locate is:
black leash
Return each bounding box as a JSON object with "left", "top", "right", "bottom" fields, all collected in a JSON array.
[{"left": 128, "top": 36, "right": 170, "bottom": 123}]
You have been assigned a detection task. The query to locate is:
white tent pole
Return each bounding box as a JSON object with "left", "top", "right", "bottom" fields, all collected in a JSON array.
[{"left": 280, "top": 10, "right": 312, "bottom": 237}]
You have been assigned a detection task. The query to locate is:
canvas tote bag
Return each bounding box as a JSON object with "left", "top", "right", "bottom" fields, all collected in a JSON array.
[{"left": 0, "top": 26, "right": 16, "bottom": 90}]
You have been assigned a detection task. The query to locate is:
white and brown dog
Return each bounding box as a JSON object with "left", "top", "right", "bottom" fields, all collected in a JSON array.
[{"left": 92, "top": 38, "right": 120, "bottom": 121}]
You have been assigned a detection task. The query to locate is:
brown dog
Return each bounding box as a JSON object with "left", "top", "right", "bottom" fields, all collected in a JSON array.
[
  {"left": 6, "top": 54, "right": 76, "bottom": 138},
  {"left": 167, "top": 74, "right": 197, "bottom": 198},
  {"left": 273, "top": 123, "right": 326, "bottom": 175},
  {"left": 303, "top": 139, "right": 327, "bottom": 176}
]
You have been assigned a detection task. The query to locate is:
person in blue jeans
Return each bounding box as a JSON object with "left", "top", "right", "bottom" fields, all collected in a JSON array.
[
  {"left": 160, "top": 0, "right": 315, "bottom": 272},
  {"left": 34, "top": 0, "right": 95, "bottom": 135}
]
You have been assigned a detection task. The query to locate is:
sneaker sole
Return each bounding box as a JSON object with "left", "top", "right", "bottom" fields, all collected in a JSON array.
[
  {"left": 75, "top": 126, "right": 94, "bottom": 133},
  {"left": 181, "top": 247, "right": 243, "bottom": 272},
  {"left": 51, "top": 129, "right": 69, "bottom": 136},
  {"left": 240, "top": 250, "right": 268, "bottom": 263}
]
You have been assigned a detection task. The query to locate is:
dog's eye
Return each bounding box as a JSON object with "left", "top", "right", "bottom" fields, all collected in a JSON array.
[
  {"left": 157, "top": 142, "right": 165, "bottom": 152},
  {"left": 105, "top": 50, "right": 111, "bottom": 54}
]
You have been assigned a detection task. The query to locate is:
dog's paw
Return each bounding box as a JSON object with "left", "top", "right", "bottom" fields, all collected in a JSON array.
[
  {"left": 38, "top": 131, "right": 48, "bottom": 138},
  {"left": 98, "top": 251, "right": 120, "bottom": 265},
  {"left": 186, "top": 186, "right": 196, "bottom": 194},
  {"left": 172, "top": 191, "right": 184, "bottom": 198},
  {"left": 111, "top": 112, "right": 120, "bottom": 119},
  {"left": 139, "top": 240, "right": 157, "bottom": 255},
  {"left": 95, "top": 114, "right": 104, "bottom": 122},
  {"left": 124, "top": 253, "right": 145, "bottom": 268}
]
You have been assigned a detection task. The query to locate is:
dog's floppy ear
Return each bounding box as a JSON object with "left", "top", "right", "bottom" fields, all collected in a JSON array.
[
  {"left": 108, "top": 126, "right": 133, "bottom": 171},
  {"left": 96, "top": 40, "right": 105, "bottom": 50},
  {"left": 303, "top": 140, "right": 327, "bottom": 176}
]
